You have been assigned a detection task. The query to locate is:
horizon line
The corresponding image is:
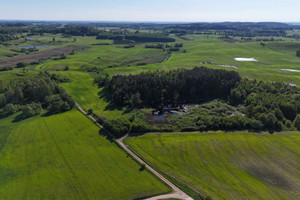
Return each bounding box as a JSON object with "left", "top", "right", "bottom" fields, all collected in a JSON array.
[{"left": 1, "top": 19, "right": 299, "bottom": 24}]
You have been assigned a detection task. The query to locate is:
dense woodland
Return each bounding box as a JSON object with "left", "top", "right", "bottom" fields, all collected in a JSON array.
[
  {"left": 0, "top": 73, "right": 75, "bottom": 119},
  {"left": 97, "top": 67, "right": 240, "bottom": 107},
  {"left": 229, "top": 79, "right": 300, "bottom": 130},
  {"left": 97, "top": 68, "right": 300, "bottom": 137}
]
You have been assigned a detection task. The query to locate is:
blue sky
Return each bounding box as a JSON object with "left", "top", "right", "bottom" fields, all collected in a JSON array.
[{"left": 0, "top": 0, "right": 299, "bottom": 22}]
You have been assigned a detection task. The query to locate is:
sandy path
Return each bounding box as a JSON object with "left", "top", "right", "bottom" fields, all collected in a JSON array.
[{"left": 75, "top": 102, "right": 193, "bottom": 200}]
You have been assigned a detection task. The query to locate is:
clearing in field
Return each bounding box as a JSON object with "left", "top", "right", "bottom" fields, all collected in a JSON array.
[
  {"left": 0, "top": 110, "right": 170, "bottom": 200},
  {"left": 125, "top": 131, "right": 300, "bottom": 200}
]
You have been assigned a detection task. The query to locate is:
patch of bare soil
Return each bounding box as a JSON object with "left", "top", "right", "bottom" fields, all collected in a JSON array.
[
  {"left": 245, "top": 165, "right": 294, "bottom": 190},
  {"left": 0, "top": 46, "right": 86, "bottom": 68}
]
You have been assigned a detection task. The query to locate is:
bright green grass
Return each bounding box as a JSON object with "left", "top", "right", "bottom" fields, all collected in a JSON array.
[
  {"left": 125, "top": 131, "right": 300, "bottom": 200},
  {"left": 104, "top": 37, "right": 300, "bottom": 86},
  {"left": 54, "top": 71, "right": 125, "bottom": 119},
  {"left": 0, "top": 110, "right": 170, "bottom": 200}
]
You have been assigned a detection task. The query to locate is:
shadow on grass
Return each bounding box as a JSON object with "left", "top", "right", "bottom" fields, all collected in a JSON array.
[
  {"left": 98, "top": 129, "right": 114, "bottom": 143},
  {"left": 13, "top": 112, "right": 52, "bottom": 123},
  {"left": 12, "top": 113, "right": 26, "bottom": 123},
  {"left": 98, "top": 88, "right": 123, "bottom": 112},
  {"left": 0, "top": 113, "right": 11, "bottom": 121},
  {"left": 139, "top": 164, "right": 146, "bottom": 171}
]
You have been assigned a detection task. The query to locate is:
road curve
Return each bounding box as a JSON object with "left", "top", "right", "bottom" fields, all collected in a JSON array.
[{"left": 75, "top": 102, "right": 193, "bottom": 200}]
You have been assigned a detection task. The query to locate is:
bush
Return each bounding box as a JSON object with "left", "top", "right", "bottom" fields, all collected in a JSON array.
[
  {"left": 103, "top": 118, "right": 130, "bottom": 138},
  {"left": 88, "top": 109, "right": 93, "bottom": 115},
  {"left": 16, "top": 62, "right": 27, "bottom": 68},
  {"left": 2, "top": 103, "right": 18, "bottom": 115},
  {"left": 131, "top": 120, "right": 153, "bottom": 133},
  {"left": 21, "top": 102, "right": 42, "bottom": 118}
]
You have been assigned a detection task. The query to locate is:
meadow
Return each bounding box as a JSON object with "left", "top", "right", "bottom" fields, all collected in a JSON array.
[
  {"left": 0, "top": 110, "right": 170, "bottom": 200},
  {"left": 125, "top": 131, "right": 300, "bottom": 200}
]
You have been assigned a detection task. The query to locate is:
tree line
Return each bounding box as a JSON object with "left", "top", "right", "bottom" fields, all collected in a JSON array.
[
  {"left": 0, "top": 72, "right": 75, "bottom": 119},
  {"left": 96, "top": 33, "right": 175, "bottom": 43}
]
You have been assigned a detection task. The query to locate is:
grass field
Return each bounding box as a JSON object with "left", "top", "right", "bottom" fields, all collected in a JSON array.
[
  {"left": 125, "top": 131, "right": 300, "bottom": 200},
  {"left": 54, "top": 71, "right": 125, "bottom": 119},
  {"left": 104, "top": 37, "right": 300, "bottom": 86},
  {"left": 3, "top": 33, "right": 300, "bottom": 86},
  {"left": 0, "top": 110, "right": 170, "bottom": 200}
]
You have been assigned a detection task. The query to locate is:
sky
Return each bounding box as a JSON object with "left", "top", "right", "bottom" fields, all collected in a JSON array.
[{"left": 0, "top": 0, "right": 300, "bottom": 22}]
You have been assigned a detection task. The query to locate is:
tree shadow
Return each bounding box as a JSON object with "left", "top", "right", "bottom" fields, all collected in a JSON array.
[
  {"left": 12, "top": 113, "right": 26, "bottom": 123},
  {"left": 98, "top": 89, "right": 123, "bottom": 112},
  {"left": 139, "top": 164, "right": 146, "bottom": 171},
  {"left": 0, "top": 113, "right": 11, "bottom": 120},
  {"left": 41, "top": 112, "right": 53, "bottom": 117},
  {"left": 98, "top": 129, "right": 114, "bottom": 143}
]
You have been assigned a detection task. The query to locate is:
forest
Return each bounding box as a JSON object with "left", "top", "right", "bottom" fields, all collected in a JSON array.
[
  {"left": 98, "top": 67, "right": 241, "bottom": 107},
  {"left": 96, "top": 67, "right": 300, "bottom": 136},
  {"left": 0, "top": 72, "right": 75, "bottom": 120}
]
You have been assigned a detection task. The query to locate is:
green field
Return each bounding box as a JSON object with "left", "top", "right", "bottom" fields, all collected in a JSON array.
[
  {"left": 125, "top": 131, "right": 300, "bottom": 200},
  {"left": 104, "top": 37, "right": 300, "bottom": 86},
  {"left": 0, "top": 110, "right": 170, "bottom": 200},
  {"left": 3, "top": 33, "right": 300, "bottom": 86},
  {"left": 54, "top": 71, "right": 125, "bottom": 119}
]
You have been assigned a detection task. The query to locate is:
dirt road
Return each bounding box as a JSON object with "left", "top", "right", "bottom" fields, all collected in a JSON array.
[{"left": 75, "top": 102, "right": 193, "bottom": 200}]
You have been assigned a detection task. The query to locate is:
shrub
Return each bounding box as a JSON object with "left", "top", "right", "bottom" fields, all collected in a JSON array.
[
  {"left": 16, "top": 62, "right": 27, "bottom": 68},
  {"left": 21, "top": 102, "right": 42, "bottom": 118},
  {"left": 2, "top": 103, "right": 18, "bottom": 115},
  {"left": 103, "top": 118, "right": 130, "bottom": 138}
]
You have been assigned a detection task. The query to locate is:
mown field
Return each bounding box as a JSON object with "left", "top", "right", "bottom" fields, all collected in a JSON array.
[
  {"left": 0, "top": 110, "right": 170, "bottom": 200},
  {"left": 125, "top": 131, "right": 300, "bottom": 200}
]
